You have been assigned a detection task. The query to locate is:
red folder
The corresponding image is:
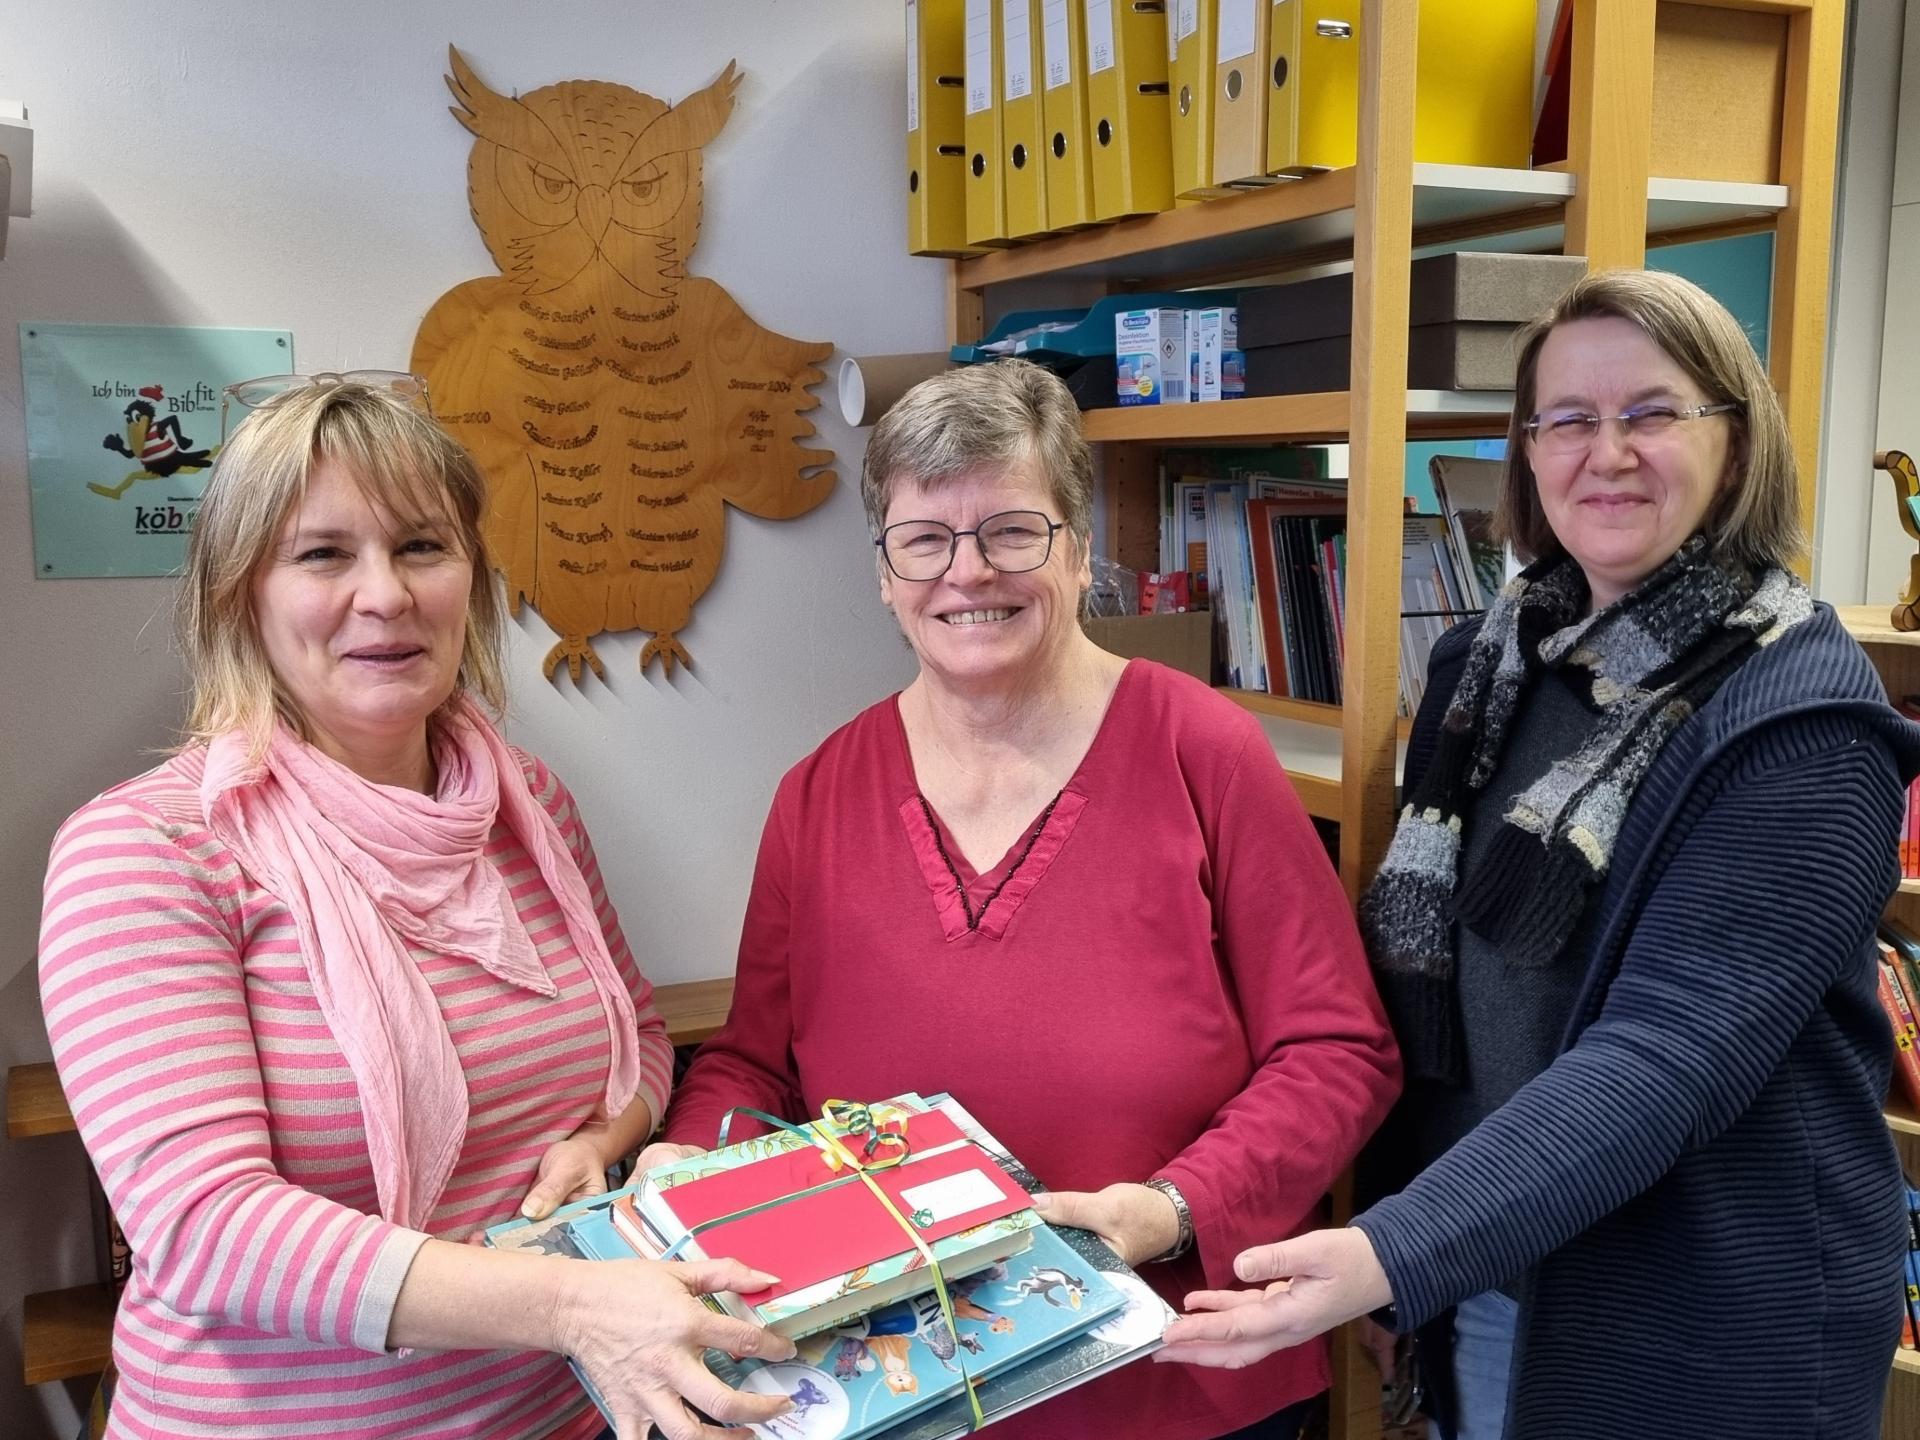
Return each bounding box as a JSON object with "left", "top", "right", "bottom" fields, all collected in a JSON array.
[{"left": 639, "top": 1111, "right": 1029, "bottom": 1304}]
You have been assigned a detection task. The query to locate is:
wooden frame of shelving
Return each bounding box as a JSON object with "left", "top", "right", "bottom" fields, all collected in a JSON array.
[
  {"left": 1835, "top": 610, "right": 1920, "bottom": 1438},
  {"left": 944, "top": 4, "right": 1847, "bottom": 1437}
]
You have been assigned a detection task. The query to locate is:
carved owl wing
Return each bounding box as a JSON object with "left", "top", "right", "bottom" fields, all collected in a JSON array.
[
  {"left": 412, "top": 276, "right": 542, "bottom": 611},
  {"left": 679, "top": 277, "right": 835, "bottom": 520}
]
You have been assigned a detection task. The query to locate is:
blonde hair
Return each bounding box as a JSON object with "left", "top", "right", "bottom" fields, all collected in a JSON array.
[
  {"left": 1501, "top": 267, "right": 1804, "bottom": 572},
  {"left": 861, "top": 358, "right": 1093, "bottom": 548},
  {"left": 179, "top": 382, "right": 506, "bottom": 752}
]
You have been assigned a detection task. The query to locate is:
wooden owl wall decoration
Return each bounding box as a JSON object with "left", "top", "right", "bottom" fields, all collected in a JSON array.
[{"left": 413, "top": 48, "right": 835, "bottom": 681}]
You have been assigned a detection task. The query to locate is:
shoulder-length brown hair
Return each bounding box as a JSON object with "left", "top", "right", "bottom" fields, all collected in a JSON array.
[
  {"left": 1500, "top": 268, "right": 1803, "bottom": 572},
  {"left": 178, "top": 382, "right": 507, "bottom": 754}
]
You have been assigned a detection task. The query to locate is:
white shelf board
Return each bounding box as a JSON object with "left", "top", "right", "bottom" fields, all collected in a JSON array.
[{"left": 1250, "top": 712, "right": 1408, "bottom": 791}]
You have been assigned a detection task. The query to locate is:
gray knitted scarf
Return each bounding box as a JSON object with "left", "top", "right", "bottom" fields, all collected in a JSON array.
[{"left": 1358, "top": 534, "right": 1812, "bottom": 1084}]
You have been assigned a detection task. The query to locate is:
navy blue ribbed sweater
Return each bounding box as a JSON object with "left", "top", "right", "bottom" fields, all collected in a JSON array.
[{"left": 1352, "top": 602, "right": 1920, "bottom": 1440}]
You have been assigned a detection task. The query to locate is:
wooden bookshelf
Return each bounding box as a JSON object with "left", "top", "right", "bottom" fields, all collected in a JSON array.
[
  {"left": 1888, "top": 1093, "right": 1920, "bottom": 1138},
  {"left": 1081, "top": 390, "right": 1513, "bottom": 445},
  {"left": 6, "top": 1060, "right": 72, "bottom": 1139},
  {"left": 1896, "top": 1348, "right": 1920, "bottom": 1379},
  {"left": 5, "top": 977, "right": 737, "bottom": 1146},
  {"left": 9, "top": 974, "right": 738, "bottom": 1387},
  {"left": 1836, "top": 605, "right": 1920, "bottom": 650},
  {"left": 22, "top": 1284, "right": 116, "bottom": 1386},
  {"left": 953, "top": 162, "right": 1786, "bottom": 292}
]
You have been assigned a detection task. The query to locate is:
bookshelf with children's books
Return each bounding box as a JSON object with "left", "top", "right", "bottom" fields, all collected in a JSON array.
[
  {"left": 943, "top": 5, "right": 1844, "bottom": 1436},
  {"left": 1833, "top": 607, "right": 1920, "bottom": 1436}
]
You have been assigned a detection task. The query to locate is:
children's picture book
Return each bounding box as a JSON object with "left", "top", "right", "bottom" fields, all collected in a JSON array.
[
  {"left": 623, "top": 1093, "right": 1039, "bottom": 1338},
  {"left": 484, "top": 1092, "right": 1175, "bottom": 1438}
]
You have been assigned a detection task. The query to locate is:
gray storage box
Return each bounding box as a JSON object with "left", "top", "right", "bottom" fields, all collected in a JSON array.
[
  {"left": 1245, "top": 321, "right": 1526, "bottom": 397},
  {"left": 1237, "top": 252, "right": 1587, "bottom": 350}
]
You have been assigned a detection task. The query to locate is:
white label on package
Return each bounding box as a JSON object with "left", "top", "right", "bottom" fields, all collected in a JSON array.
[
  {"left": 967, "top": 0, "right": 995, "bottom": 114},
  {"left": 1043, "top": 0, "right": 1072, "bottom": 88},
  {"left": 1176, "top": 0, "right": 1199, "bottom": 42},
  {"left": 907, "top": 0, "right": 921, "bottom": 133},
  {"left": 1217, "top": 0, "right": 1256, "bottom": 62},
  {"left": 901, "top": 1169, "right": 1007, "bottom": 1223},
  {"left": 1003, "top": 0, "right": 1033, "bottom": 100},
  {"left": 1084, "top": 0, "right": 1115, "bottom": 75}
]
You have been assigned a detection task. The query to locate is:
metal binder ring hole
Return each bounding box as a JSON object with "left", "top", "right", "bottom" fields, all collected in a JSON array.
[
  {"left": 1273, "top": 56, "right": 1289, "bottom": 91},
  {"left": 1225, "top": 68, "right": 1243, "bottom": 101},
  {"left": 971, "top": 152, "right": 986, "bottom": 177},
  {"left": 1316, "top": 19, "right": 1353, "bottom": 38},
  {"left": 909, "top": 170, "right": 920, "bottom": 193},
  {"left": 1052, "top": 131, "right": 1067, "bottom": 158},
  {"left": 1097, "top": 118, "right": 1113, "bottom": 146},
  {"left": 1011, "top": 142, "right": 1028, "bottom": 169},
  {"left": 1179, "top": 83, "right": 1192, "bottom": 117}
]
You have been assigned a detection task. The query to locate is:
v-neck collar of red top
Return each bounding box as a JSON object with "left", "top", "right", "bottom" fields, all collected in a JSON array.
[{"left": 888, "top": 661, "right": 1138, "bottom": 942}]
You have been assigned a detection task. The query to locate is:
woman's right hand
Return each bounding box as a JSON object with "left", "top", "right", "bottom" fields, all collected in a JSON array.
[
  {"left": 634, "top": 1140, "right": 709, "bottom": 1176},
  {"left": 555, "top": 1254, "right": 797, "bottom": 1440}
]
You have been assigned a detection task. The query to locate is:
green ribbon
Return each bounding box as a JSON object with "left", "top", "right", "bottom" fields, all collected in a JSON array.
[{"left": 662, "top": 1099, "right": 987, "bottom": 1430}]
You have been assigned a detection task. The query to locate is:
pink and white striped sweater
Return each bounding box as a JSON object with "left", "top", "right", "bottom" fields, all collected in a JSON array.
[{"left": 39, "top": 745, "right": 673, "bottom": 1440}]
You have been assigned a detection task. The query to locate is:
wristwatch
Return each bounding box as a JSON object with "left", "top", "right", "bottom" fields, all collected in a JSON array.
[{"left": 1142, "top": 1177, "right": 1194, "bottom": 1262}]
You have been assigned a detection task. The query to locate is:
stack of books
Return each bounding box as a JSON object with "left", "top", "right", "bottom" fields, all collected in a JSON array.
[
  {"left": 1877, "top": 921, "right": 1920, "bottom": 1112},
  {"left": 489, "top": 1093, "right": 1172, "bottom": 1439}
]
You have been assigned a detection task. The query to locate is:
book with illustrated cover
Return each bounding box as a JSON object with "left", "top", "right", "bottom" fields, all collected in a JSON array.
[
  {"left": 623, "top": 1093, "right": 1039, "bottom": 1338},
  {"left": 484, "top": 1092, "right": 1175, "bottom": 1438}
]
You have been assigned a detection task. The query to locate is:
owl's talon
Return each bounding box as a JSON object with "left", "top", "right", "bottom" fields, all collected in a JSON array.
[
  {"left": 541, "top": 637, "right": 607, "bottom": 684},
  {"left": 640, "top": 634, "right": 693, "bottom": 675}
]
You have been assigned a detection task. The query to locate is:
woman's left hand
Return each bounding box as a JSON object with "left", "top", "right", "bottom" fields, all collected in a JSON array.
[
  {"left": 1032, "top": 1184, "right": 1180, "bottom": 1268},
  {"left": 519, "top": 1126, "right": 616, "bottom": 1222},
  {"left": 1154, "top": 1227, "right": 1393, "bottom": 1369}
]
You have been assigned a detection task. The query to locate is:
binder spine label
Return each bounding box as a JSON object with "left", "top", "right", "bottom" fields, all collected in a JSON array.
[
  {"left": 1084, "top": 0, "right": 1115, "bottom": 74},
  {"left": 908, "top": 0, "right": 921, "bottom": 133},
  {"left": 1043, "top": 0, "right": 1072, "bottom": 88},
  {"left": 1218, "top": 0, "right": 1256, "bottom": 62},
  {"left": 967, "top": 0, "right": 996, "bottom": 113},
  {"left": 1003, "top": 0, "right": 1034, "bottom": 100}
]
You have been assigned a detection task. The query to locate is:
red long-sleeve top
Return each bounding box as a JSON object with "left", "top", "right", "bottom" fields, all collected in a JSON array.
[{"left": 667, "top": 660, "right": 1400, "bottom": 1440}]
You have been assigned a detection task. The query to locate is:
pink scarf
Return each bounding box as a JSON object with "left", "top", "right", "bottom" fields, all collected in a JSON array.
[{"left": 200, "top": 697, "right": 640, "bottom": 1229}]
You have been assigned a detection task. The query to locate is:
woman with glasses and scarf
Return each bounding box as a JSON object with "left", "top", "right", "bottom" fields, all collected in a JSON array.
[
  {"left": 38, "top": 380, "right": 796, "bottom": 1440},
  {"left": 1158, "top": 270, "right": 1920, "bottom": 1440},
  {"left": 643, "top": 358, "right": 1402, "bottom": 1440}
]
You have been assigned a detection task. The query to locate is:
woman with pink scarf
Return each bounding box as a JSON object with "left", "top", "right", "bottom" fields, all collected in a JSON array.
[{"left": 37, "top": 378, "right": 794, "bottom": 1440}]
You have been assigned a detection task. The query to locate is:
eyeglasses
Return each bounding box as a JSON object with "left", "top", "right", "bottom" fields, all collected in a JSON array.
[
  {"left": 876, "top": 510, "right": 1066, "bottom": 582},
  {"left": 1522, "top": 401, "right": 1740, "bottom": 456},
  {"left": 220, "top": 370, "right": 431, "bottom": 441}
]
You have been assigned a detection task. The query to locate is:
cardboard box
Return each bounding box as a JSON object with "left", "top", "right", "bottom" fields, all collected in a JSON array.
[
  {"left": 1192, "top": 307, "right": 1244, "bottom": 403},
  {"left": 1114, "top": 308, "right": 1192, "bottom": 406},
  {"left": 1083, "top": 610, "right": 1212, "bottom": 683},
  {"left": 1237, "top": 253, "right": 1587, "bottom": 350},
  {"left": 1245, "top": 322, "right": 1524, "bottom": 397}
]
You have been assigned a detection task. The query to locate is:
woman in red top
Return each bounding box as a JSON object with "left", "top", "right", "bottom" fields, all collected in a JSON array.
[{"left": 649, "top": 358, "right": 1400, "bottom": 1440}]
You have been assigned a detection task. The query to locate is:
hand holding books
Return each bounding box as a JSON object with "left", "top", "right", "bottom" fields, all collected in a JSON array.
[
  {"left": 547, "top": 1252, "right": 799, "bottom": 1438},
  {"left": 1029, "top": 1185, "right": 1181, "bottom": 1267}
]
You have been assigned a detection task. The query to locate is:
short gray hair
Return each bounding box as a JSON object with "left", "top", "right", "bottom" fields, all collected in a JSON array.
[
  {"left": 1502, "top": 267, "right": 1803, "bottom": 572},
  {"left": 861, "top": 358, "right": 1092, "bottom": 546}
]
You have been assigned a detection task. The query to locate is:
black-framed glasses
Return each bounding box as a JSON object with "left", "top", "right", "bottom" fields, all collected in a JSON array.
[
  {"left": 1522, "top": 401, "right": 1740, "bottom": 456},
  {"left": 220, "top": 370, "right": 432, "bottom": 442},
  {"left": 876, "top": 509, "right": 1065, "bottom": 582}
]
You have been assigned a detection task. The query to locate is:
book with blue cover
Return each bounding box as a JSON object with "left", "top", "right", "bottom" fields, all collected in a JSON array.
[{"left": 485, "top": 1092, "right": 1174, "bottom": 1437}]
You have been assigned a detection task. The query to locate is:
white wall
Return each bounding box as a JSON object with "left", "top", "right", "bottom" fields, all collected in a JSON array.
[
  {"left": 1815, "top": 0, "right": 1904, "bottom": 599},
  {"left": 1865, "top": 0, "right": 1920, "bottom": 604},
  {"left": 0, "top": 4, "right": 935, "bottom": 1433}
]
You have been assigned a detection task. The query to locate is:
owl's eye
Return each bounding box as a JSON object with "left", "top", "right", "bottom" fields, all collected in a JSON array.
[
  {"left": 534, "top": 166, "right": 573, "bottom": 199},
  {"left": 626, "top": 165, "right": 664, "bottom": 203}
]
